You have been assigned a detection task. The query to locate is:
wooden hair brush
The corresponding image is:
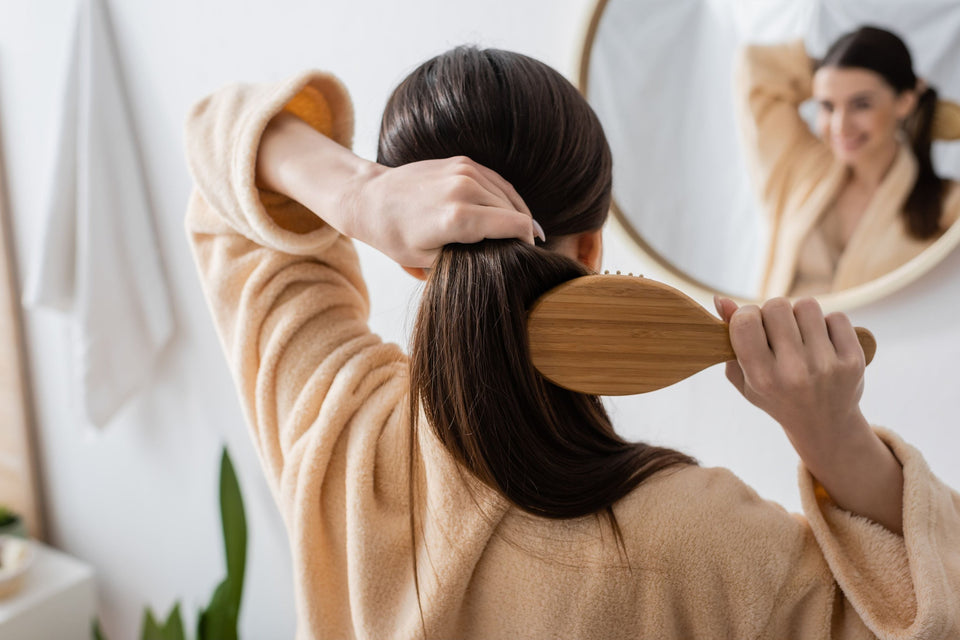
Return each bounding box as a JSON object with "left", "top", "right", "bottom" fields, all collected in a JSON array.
[{"left": 526, "top": 274, "right": 876, "bottom": 395}]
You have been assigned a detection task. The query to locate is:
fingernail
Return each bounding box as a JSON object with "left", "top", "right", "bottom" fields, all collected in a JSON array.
[
  {"left": 532, "top": 219, "right": 546, "bottom": 243},
  {"left": 713, "top": 295, "right": 723, "bottom": 316}
]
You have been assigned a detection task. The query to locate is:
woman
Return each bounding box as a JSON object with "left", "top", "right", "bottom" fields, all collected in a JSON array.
[
  {"left": 736, "top": 26, "right": 960, "bottom": 297},
  {"left": 185, "top": 47, "right": 959, "bottom": 638}
]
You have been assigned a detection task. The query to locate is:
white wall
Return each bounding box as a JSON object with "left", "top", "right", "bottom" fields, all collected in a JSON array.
[{"left": 0, "top": 1, "right": 957, "bottom": 638}]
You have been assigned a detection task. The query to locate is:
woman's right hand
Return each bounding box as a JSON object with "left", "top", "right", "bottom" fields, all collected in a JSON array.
[
  {"left": 714, "top": 295, "right": 904, "bottom": 534},
  {"left": 344, "top": 156, "right": 542, "bottom": 268},
  {"left": 714, "top": 296, "right": 867, "bottom": 448},
  {"left": 257, "top": 112, "right": 540, "bottom": 269}
]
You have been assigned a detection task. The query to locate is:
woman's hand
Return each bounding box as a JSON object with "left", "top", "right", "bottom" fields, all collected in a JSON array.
[
  {"left": 714, "top": 297, "right": 866, "bottom": 445},
  {"left": 714, "top": 296, "right": 904, "bottom": 534},
  {"left": 257, "top": 113, "right": 541, "bottom": 269},
  {"left": 344, "top": 156, "right": 542, "bottom": 268}
]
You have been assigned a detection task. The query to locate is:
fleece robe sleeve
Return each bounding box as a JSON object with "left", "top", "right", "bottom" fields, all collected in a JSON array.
[
  {"left": 798, "top": 427, "right": 960, "bottom": 638},
  {"left": 734, "top": 40, "right": 832, "bottom": 224},
  {"left": 632, "top": 425, "right": 959, "bottom": 639},
  {"left": 696, "top": 427, "right": 960, "bottom": 639},
  {"left": 183, "top": 69, "right": 413, "bottom": 526},
  {"left": 184, "top": 72, "right": 426, "bottom": 635}
]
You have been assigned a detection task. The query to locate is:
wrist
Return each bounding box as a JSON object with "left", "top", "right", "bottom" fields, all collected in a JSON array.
[
  {"left": 285, "top": 145, "right": 381, "bottom": 239},
  {"left": 330, "top": 159, "right": 386, "bottom": 242},
  {"left": 787, "top": 409, "right": 872, "bottom": 475},
  {"left": 801, "top": 420, "right": 904, "bottom": 535},
  {"left": 257, "top": 112, "right": 383, "bottom": 238}
]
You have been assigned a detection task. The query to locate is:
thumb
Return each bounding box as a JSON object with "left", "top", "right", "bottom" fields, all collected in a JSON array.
[
  {"left": 725, "top": 360, "right": 747, "bottom": 396},
  {"left": 713, "top": 295, "right": 739, "bottom": 323},
  {"left": 716, "top": 296, "right": 747, "bottom": 393}
]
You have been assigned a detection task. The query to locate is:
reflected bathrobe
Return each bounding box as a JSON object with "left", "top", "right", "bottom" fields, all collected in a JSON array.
[
  {"left": 184, "top": 70, "right": 960, "bottom": 639},
  {"left": 736, "top": 40, "right": 960, "bottom": 298}
]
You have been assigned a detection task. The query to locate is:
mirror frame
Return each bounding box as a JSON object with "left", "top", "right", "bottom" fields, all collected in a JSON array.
[{"left": 577, "top": 0, "right": 960, "bottom": 311}]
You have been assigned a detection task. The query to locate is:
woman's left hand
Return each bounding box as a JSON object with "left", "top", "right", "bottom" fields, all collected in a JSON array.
[{"left": 257, "top": 113, "right": 540, "bottom": 269}]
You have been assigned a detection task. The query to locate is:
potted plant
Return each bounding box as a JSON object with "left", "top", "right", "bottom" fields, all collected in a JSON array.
[
  {"left": 0, "top": 505, "right": 27, "bottom": 539},
  {"left": 92, "top": 448, "right": 247, "bottom": 640}
]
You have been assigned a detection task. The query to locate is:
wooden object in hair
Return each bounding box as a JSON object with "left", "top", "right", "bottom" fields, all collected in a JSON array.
[{"left": 527, "top": 274, "right": 877, "bottom": 396}]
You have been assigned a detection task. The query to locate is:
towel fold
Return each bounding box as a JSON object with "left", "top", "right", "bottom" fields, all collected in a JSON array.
[{"left": 23, "top": 0, "right": 173, "bottom": 427}]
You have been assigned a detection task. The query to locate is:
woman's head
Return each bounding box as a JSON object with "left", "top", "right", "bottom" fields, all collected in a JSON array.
[
  {"left": 378, "top": 46, "right": 612, "bottom": 252},
  {"left": 813, "top": 26, "right": 919, "bottom": 164},
  {"left": 813, "top": 26, "right": 944, "bottom": 238},
  {"left": 377, "top": 46, "right": 693, "bottom": 522}
]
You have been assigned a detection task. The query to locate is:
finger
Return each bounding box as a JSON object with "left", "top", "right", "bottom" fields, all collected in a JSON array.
[
  {"left": 451, "top": 173, "right": 516, "bottom": 211},
  {"left": 728, "top": 305, "right": 774, "bottom": 370},
  {"left": 470, "top": 168, "right": 541, "bottom": 244},
  {"left": 446, "top": 169, "right": 536, "bottom": 245},
  {"left": 713, "top": 295, "right": 739, "bottom": 323},
  {"left": 456, "top": 204, "right": 538, "bottom": 244},
  {"left": 825, "top": 312, "right": 865, "bottom": 365},
  {"left": 793, "top": 297, "right": 835, "bottom": 357},
  {"left": 471, "top": 162, "right": 532, "bottom": 217},
  {"left": 760, "top": 298, "right": 804, "bottom": 359},
  {"left": 447, "top": 158, "right": 528, "bottom": 217},
  {"left": 455, "top": 159, "right": 539, "bottom": 244}
]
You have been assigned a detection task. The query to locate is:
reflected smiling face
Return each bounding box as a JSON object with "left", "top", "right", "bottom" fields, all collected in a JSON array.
[{"left": 812, "top": 66, "right": 917, "bottom": 167}]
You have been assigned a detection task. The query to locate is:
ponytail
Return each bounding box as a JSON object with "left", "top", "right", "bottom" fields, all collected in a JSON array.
[
  {"left": 903, "top": 86, "right": 945, "bottom": 239},
  {"left": 408, "top": 240, "right": 696, "bottom": 520},
  {"left": 383, "top": 45, "right": 692, "bottom": 631}
]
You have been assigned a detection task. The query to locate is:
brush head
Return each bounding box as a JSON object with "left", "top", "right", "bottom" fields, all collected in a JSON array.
[{"left": 526, "top": 274, "right": 876, "bottom": 395}]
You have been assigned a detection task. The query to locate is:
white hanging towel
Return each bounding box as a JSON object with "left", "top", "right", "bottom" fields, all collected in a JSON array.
[{"left": 23, "top": 0, "right": 174, "bottom": 427}]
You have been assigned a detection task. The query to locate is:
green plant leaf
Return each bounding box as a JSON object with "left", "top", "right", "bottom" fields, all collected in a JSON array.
[
  {"left": 0, "top": 505, "right": 17, "bottom": 527},
  {"left": 91, "top": 618, "right": 107, "bottom": 640},
  {"left": 197, "top": 606, "right": 208, "bottom": 640},
  {"left": 197, "top": 448, "right": 246, "bottom": 640},
  {"left": 197, "top": 579, "right": 239, "bottom": 640},
  {"left": 141, "top": 603, "right": 186, "bottom": 640},
  {"left": 219, "top": 448, "right": 247, "bottom": 605},
  {"left": 141, "top": 609, "right": 163, "bottom": 640}
]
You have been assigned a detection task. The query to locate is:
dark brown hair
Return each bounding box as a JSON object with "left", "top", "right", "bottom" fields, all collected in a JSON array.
[
  {"left": 378, "top": 46, "right": 695, "bottom": 536},
  {"left": 819, "top": 25, "right": 944, "bottom": 239}
]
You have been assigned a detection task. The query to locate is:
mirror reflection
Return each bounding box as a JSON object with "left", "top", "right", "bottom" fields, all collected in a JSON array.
[{"left": 584, "top": 0, "right": 960, "bottom": 300}]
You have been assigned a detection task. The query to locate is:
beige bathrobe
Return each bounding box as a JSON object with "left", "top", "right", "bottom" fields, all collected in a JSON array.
[
  {"left": 736, "top": 40, "right": 960, "bottom": 298},
  {"left": 185, "top": 70, "right": 960, "bottom": 639}
]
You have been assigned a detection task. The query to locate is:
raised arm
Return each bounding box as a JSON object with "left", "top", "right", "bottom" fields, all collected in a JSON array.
[
  {"left": 715, "top": 295, "right": 903, "bottom": 533},
  {"left": 734, "top": 40, "right": 831, "bottom": 218},
  {"left": 185, "top": 71, "right": 538, "bottom": 507},
  {"left": 695, "top": 295, "right": 960, "bottom": 636},
  {"left": 255, "top": 112, "right": 540, "bottom": 270},
  {"left": 184, "top": 71, "right": 408, "bottom": 508}
]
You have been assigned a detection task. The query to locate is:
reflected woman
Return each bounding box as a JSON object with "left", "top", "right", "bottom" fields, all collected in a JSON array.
[{"left": 736, "top": 25, "right": 960, "bottom": 297}]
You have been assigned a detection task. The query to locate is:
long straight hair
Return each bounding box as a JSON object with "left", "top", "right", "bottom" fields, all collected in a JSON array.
[
  {"left": 377, "top": 46, "right": 695, "bottom": 551},
  {"left": 819, "top": 25, "right": 944, "bottom": 239}
]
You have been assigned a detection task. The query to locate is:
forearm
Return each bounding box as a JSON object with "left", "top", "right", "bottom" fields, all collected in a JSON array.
[
  {"left": 255, "top": 112, "right": 380, "bottom": 238},
  {"left": 789, "top": 414, "right": 904, "bottom": 535}
]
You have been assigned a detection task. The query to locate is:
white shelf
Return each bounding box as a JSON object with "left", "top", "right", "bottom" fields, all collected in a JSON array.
[{"left": 0, "top": 542, "right": 96, "bottom": 640}]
